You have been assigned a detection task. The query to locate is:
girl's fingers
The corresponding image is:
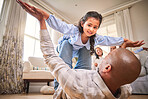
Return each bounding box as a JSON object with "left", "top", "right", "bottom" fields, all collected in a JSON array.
[
  {"left": 16, "top": 0, "right": 22, "bottom": 4},
  {"left": 135, "top": 43, "right": 145, "bottom": 47},
  {"left": 16, "top": 0, "right": 20, "bottom": 3},
  {"left": 133, "top": 40, "right": 144, "bottom": 46},
  {"left": 132, "top": 41, "right": 139, "bottom": 44},
  {"left": 24, "top": 2, "right": 33, "bottom": 8},
  {"left": 136, "top": 40, "right": 145, "bottom": 46},
  {"left": 17, "top": 0, "right": 35, "bottom": 14},
  {"left": 22, "top": 3, "right": 36, "bottom": 14},
  {"left": 16, "top": 0, "right": 26, "bottom": 8},
  {"left": 25, "top": 5, "right": 35, "bottom": 13},
  {"left": 33, "top": 7, "right": 40, "bottom": 14},
  {"left": 138, "top": 40, "right": 144, "bottom": 44}
]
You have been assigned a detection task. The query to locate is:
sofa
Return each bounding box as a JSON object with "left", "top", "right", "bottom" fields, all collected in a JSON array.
[
  {"left": 131, "top": 53, "right": 148, "bottom": 94},
  {"left": 22, "top": 56, "right": 54, "bottom": 93}
]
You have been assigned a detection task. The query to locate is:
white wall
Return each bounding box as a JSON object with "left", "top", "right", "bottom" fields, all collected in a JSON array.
[
  {"left": 130, "top": 0, "right": 148, "bottom": 46},
  {"left": 130, "top": 0, "right": 148, "bottom": 64}
]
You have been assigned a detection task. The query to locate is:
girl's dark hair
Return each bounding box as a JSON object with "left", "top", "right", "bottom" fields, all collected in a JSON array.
[
  {"left": 78, "top": 11, "right": 102, "bottom": 55},
  {"left": 95, "top": 51, "right": 100, "bottom": 59}
]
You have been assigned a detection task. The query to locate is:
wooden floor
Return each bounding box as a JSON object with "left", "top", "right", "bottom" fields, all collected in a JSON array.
[{"left": 0, "top": 93, "right": 148, "bottom": 99}]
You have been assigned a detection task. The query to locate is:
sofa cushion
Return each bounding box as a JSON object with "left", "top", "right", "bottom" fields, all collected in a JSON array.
[
  {"left": 28, "top": 57, "right": 47, "bottom": 68},
  {"left": 23, "top": 70, "right": 54, "bottom": 79}
]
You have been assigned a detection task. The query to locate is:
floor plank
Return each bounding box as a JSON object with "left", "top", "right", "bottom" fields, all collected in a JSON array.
[
  {"left": 0, "top": 93, "right": 53, "bottom": 99},
  {"left": 0, "top": 93, "right": 148, "bottom": 99}
]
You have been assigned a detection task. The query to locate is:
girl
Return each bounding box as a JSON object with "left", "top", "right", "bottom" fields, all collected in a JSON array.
[
  {"left": 16, "top": 0, "right": 145, "bottom": 90},
  {"left": 92, "top": 47, "right": 104, "bottom": 70}
]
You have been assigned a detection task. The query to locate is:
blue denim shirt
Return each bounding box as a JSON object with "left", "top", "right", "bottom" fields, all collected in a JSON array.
[
  {"left": 134, "top": 47, "right": 143, "bottom": 54},
  {"left": 46, "top": 15, "right": 124, "bottom": 51}
]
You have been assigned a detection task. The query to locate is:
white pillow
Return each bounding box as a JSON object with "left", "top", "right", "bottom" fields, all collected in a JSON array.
[
  {"left": 40, "top": 85, "right": 55, "bottom": 95},
  {"left": 23, "top": 61, "right": 32, "bottom": 72}
]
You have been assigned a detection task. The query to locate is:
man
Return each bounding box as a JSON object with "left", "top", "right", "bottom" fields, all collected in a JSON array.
[
  {"left": 40, "top": 27, "right": 141, "bottom": 99},
  {"left": 38, "top": 11, "right": 141, "bottom": 99},
  {"left": 16, "top": 0, "right": 142, "bottom": 98}
]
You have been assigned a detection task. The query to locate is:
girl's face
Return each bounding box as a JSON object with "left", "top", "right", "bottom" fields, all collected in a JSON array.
[
  {"left": 81, "top": 17, "right": 100, "bottom": 37},
  {"left": 96, "top": 47, "right": 103, "bottom": 56}
]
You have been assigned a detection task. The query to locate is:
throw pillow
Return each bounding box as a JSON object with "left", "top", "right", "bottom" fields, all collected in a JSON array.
[{"left": 40, "top": 85, "right": 55, "bottom": 95}]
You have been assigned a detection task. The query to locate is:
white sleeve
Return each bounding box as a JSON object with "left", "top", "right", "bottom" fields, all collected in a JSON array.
[{"left": 40, "top": 30, "right": 78, "bottom": 97}]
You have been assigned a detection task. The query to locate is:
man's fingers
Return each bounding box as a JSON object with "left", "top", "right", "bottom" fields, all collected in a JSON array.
[{"left": 143, "top": 47, "right": 148, "bottom": 51}]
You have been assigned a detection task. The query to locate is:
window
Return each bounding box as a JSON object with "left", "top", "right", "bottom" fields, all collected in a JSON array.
[
  {"left": 0, "top": 0, "right": 4, "bottom": 16},
  {"left": 23, "top": 13, "right": 60, "bottom": 61},
  {"left": 96, "top": 14, "right": 118, "bottom": 56},
  {"left": 23, "top": 13, "right": 42, "bottom": 61},
  {"left": 0, "top": 0, "right": 5, "bottom": 46}
]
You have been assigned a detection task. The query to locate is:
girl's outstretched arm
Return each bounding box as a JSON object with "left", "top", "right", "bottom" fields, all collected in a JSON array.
[
  {"left": 16, "top": 0, "right": 49, "bottom": 21},
  {"left": 17, "top": 0, "right": 77, "bottom": 35},
  {"left": 123, "top": 39, "right": 145, "bottom": 47}
]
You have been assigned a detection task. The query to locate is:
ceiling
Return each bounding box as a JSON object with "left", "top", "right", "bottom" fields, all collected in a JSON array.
[{"left": 41, "top": 0, "right": 136, "bottom": 24}]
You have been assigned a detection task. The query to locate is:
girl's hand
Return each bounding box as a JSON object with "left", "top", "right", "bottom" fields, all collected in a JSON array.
[
  {"left": 16, "top": 0, "right": 49, "bottom": 21},
  {"left": 123, "top": 39, "right": 145, "bottom": 47},
  {"left": 94, "top": 63, "right": 98, "bottom": 67}
]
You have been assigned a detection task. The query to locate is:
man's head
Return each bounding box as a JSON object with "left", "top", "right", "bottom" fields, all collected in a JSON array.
[
  {"left": 99, "top": 48, "right": 141, "bottom": 86},
  {"left": 110, "top": 46, "right": 116, "bottom": 52}
]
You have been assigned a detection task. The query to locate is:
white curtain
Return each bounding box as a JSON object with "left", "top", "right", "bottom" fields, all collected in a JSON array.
[
  {"left": 114, "top": 8, "right": 134, "bottom": 41},
  {"left": 0, "top": 0, "right": 27, "bottom": 94}
]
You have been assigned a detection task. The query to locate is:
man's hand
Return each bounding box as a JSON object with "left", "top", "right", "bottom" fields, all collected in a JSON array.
[
  {"left": 16, "top": 0, "right": 49, "bottom": 21},
  {"left": 143, "top": 47, "right": 148, "bottom": 51}
]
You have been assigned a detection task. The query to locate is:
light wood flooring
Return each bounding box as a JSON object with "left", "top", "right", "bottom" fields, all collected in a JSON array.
[{"left": 0, "top": 93, "right": 148, "bottom": 99}]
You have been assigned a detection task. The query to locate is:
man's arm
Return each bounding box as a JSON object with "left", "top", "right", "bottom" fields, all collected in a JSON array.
[
  {"left": 40, "top": 24, "right": 71, "bottom": 83},
  {"left": 39, "top": 20, "right": 80, "bottom": 98},
  {"left": 40, "top": 28, "right": 81, "bottom": 98}
]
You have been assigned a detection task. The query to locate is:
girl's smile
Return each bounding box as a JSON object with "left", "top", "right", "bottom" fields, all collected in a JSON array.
[{"left": 81, "top": 17, "right": 100, "bottom": 37}]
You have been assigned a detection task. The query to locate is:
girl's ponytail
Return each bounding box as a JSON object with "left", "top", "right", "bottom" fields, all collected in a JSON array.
[{"left": 90, "top": 35, "right": 95, "bottom": 55}]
